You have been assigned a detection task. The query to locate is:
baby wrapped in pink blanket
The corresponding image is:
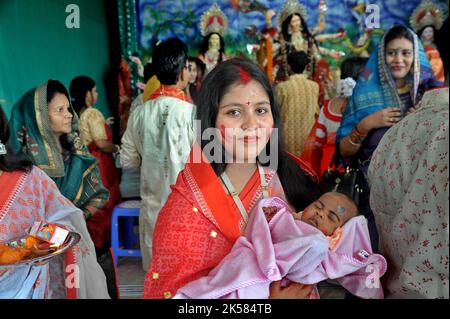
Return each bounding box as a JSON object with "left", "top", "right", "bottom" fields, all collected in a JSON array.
[{"left": 175, "top": 193, "right": 387, "bottom": 299}]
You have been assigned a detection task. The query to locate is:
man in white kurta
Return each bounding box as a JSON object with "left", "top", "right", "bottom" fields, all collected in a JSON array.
[{"left": 120, "top": 38, "right": 196, "bottom": 270}]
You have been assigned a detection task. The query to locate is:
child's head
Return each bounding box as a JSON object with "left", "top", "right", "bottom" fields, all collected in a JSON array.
[
  {"left": 340, "top": 56, "right": 368, "bottom": 81},
  {"left": 298, "top": 192, "right": 358, "bottom": 236},
  {"left": 337, "top": 56, "right": 368, "bottom": 98}
]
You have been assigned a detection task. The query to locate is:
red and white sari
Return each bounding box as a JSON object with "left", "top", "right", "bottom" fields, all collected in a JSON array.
[
  {"left": 142, "top": 145, "right": 291, "bottom": 299},
  {"left": 0, "top": 167, "right": 109, "bottom": 299}
]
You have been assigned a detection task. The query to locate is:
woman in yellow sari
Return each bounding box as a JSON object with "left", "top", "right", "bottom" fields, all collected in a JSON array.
[{"left": 70, "top": 76, "right": 121, "bottom": 250}]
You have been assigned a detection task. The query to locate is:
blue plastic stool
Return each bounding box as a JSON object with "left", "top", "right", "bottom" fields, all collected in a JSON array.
[{"left": 111, "top": 200, "right": 142, "bottom": 266}]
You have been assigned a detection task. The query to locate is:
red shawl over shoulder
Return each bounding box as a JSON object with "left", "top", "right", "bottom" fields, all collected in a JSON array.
[{"left": 143, "top": 145, "right": 278, "bottom": 299}]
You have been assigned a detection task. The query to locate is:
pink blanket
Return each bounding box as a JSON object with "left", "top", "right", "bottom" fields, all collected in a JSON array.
[{"left": 175, "top": 197, "right": 387, "bottom": 299}]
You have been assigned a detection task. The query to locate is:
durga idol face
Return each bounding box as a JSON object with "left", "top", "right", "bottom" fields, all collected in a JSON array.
[
  {"left": 421, "top": 26, "right": 434, "bottom": 45},
  {"left": 289, "top": 14, "right": 302, "bottom": 34},
  {"left": 208, "top": 34, "right": 221, "bottom": 51}
]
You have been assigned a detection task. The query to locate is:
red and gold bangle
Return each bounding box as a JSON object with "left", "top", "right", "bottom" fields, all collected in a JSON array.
[
  {"left": 349, "top": 126, "right": 366, "bottom": 144},
  {"left": 352, "top": 125, "right": 367, "bottom": 138}
]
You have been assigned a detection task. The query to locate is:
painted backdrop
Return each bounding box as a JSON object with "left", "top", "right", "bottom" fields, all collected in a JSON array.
[{"left": 136, "top": 0, "right": 448, "bottom": 60}]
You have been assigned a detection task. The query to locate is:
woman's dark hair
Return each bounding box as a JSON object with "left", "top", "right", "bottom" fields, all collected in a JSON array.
[
  {"left": 194, "top": 57, "right": 206, "bottom": 76},
  {"left": 340, "top": 56, "right": 369, "bottom": 80},
  {"left": 69, "top": 76, "right": 96, "bottom": 116},
  {"left": 200, "top": 32, "right": 225, "bottom": 63},
  {"left": 153, "top": 37, "right": 188, "bottom": 85},
  {"left": 281, "top": 13, "right": 313, "bottom": 43},
  {"left": 48, "top": 79, "right": 71, "bottom": 104},
  {"left": 193, "top": 57, "right": 206, "bottom": 80},
  {"left": 196, "top": 58, "right": 320, "bottom": 211},
  {"left": 0, "top": 105, "right": 33, "bottom": 172},
  {"left": 188, "top": 56, "right": 207, "bottom": 79},
  {"left": 384, "top": 25, "right": 415, "bottom": 48},
  {"left": 47, "top": 79, "right": 75, "bottom": 152}
]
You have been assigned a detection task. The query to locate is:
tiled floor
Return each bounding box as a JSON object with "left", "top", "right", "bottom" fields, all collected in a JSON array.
[
  {"left": 117, "top": 256, "right": 146, "bottom": 299},
  {"left": 116, "top": 256, "right": 346, "bottom": 299}
]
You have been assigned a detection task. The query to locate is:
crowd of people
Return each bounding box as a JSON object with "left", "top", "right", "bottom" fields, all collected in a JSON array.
[{"left": 0, "top": 0, "right": 448, "bottom": 299}]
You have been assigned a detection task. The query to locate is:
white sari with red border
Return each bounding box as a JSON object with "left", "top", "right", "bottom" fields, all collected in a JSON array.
[{"left": 0, "top": 166, "right": 109, "bottom": 299}]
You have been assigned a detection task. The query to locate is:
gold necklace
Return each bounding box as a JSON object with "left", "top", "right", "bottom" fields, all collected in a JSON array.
[{"left": 291, "top": 32, "right": 305, "bottom": 51}]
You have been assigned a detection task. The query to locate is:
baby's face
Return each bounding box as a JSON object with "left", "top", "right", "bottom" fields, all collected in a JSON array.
[{"left": 295, "top": 192, "right": 357, "bottom": 236}]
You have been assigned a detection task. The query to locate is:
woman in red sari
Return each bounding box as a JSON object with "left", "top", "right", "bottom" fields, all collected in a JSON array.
[
  {"left": 143, "top": 58, "right": 320, "bottom": 299},
  {"left": 69, "top": 76, "right": 121, "bottom": 250}
]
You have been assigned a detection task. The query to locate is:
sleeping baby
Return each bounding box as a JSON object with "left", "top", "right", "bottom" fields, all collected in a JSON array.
[{"left": 174, "top": 192, "right": 387, "bottom": 299}]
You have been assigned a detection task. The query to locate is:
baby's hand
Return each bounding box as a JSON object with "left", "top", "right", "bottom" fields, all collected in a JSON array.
[
  {"left": 262, "top": 206, "right": 278, "bottom": 222},
  {"left": 292, "top": 212, "right": 302, "bottom": 221},
  {"left": 269, "top": 281, "right": 314, "bottom": 299}
]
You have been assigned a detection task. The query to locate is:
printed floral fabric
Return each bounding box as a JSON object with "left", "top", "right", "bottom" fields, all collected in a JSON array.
[{"left": 368, "top": 87, "right": 449, "bottom": 298}]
